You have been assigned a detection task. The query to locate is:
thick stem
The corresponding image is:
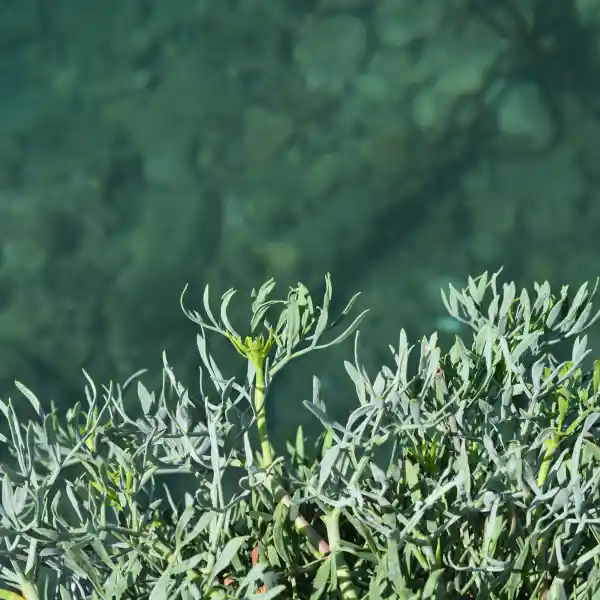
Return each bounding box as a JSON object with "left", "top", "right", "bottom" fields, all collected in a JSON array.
[
  {"left": 274, "top": 486, "right": 331, "bottom": 556},
  {"left": 325, "top": 508, "right": 359, "bottom": 600},
  {"left": 254, "top": 365, "right": 274, "bottom": 467},
  {"left": 253, "top": 364, "right": 330, "bottom": 557}
]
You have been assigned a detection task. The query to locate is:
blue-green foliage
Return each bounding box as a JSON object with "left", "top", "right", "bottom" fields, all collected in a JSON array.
[{"left": 0, "top": 270, "right": 600, "bottom": 599}]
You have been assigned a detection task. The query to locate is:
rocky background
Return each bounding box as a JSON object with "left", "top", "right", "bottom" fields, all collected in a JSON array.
[{"left": 2, "top": 0, "right": 600, "bottom": 443}]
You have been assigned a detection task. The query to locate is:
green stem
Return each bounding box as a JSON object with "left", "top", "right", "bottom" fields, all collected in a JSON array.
[
  {"left": 254, "top": 364, "right": 273, "bottom": 466},
  {"left": 325, "top": 508, "right": 359, "bottom": 600},
  {"left": 6, "top": 562, "right": 38, "bottom": 600},
  {"left": 19, "top": 582, "right": 38, "bottom": 600},
  {"left": 275, "top": 486, "right": 331, "bottom": 556},
  {"left": 253, "top": 362, "right": 331, "bottom": 557}
]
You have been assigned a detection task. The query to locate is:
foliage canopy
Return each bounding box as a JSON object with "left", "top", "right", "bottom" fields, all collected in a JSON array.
[{"left": 1, "top": 271, "right": 600, "bottom": 599}]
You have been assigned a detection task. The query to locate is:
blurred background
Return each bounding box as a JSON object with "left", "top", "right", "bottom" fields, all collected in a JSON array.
[{"left": 1, "top": 0, "right": 600, "bottom": 446}]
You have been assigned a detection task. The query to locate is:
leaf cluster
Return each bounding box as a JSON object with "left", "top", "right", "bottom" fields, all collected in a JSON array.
[{"left": 1, "top": 271, "right": 600, "bottom": 600}]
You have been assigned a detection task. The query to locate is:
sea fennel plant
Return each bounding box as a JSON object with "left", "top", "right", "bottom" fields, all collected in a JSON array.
[{"left": 1, "top": 271, "right": 600, "bottom": 599}]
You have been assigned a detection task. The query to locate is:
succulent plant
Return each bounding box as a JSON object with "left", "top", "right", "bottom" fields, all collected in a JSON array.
[{"left": 1, "top": 270, "right": 600, "bottom": 599}]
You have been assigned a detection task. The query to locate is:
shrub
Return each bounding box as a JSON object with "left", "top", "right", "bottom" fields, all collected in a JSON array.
[{"left": 1, "top": 270, "right": 600, "bottom": 599}]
